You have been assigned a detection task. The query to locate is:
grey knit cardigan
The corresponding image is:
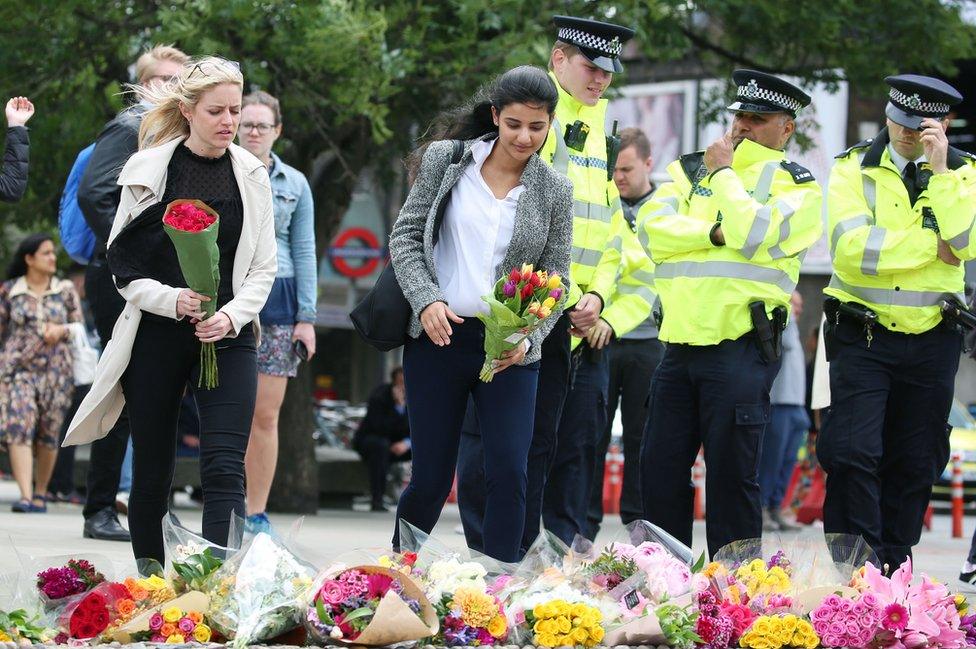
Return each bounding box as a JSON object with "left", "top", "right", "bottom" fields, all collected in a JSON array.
[{"left": 389, "top": 136, "right": 574, "bottom": 364}]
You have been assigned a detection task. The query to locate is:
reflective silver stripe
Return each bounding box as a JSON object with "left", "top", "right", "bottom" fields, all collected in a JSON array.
[
  {"left": 610, "top": 196, "right": 622, "bottom": 214},
  {"left": 740, "top": 205, "right": 772, "bottom": 260},
  {"left": 948, "top": 217, "right": 976, "bottom": 249},
  {"left": 609, "top": 236, "right": 623, "bottom": 251},
  {"left": 828, "top": 275, "right": 962, "bottom": 308},
  {"left": 831, "top": 215, "right": 871, "bottom": 254},
  {"left": 574, "top": 200, "right": 612, "bottom": 223},
  {"left": 862, "top": 176, "right": 876, "bottom": 214},
  {"left": 572, "top": 246, "right": 604, "bottom": 267},
  {"left": 655, "top": 260, "right": 796, "bottom": 293},
  {"left": 618, "top": 283, "right": 657, "bottom": 303},
  {"left": 860, "top": 226, "right": 886, "bottom": 276},
  {"left": 636, "top": 198, "right": 679, "bottom": 250},
  {"left": 552, "top": 119, "right": 569, "bottom": 175},
  {"left": 768, "top": 211, "right": 793, "bottom": 259},
  {"left": 753, "top": 161, "right": 780, "bottom": 203},
  {"left": 630, "top": 268, "right": 656, "bottom": 285}
]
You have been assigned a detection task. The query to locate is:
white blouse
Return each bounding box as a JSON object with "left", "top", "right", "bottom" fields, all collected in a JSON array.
[{"left": 434, "top": 138, "right": 524, "bottom": 317}]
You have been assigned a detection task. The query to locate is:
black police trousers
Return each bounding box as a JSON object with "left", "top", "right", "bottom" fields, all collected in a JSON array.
[
  {"left": 818, "top": 317, "right": 959, "bottom": 571},
  {"left": 640, "top": 334, "right": 780, "bottom": 557}
]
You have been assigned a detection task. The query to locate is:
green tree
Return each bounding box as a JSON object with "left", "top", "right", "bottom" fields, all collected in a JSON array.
[{"left": 0, "top": 0, "right": 971, "bottom": 511}]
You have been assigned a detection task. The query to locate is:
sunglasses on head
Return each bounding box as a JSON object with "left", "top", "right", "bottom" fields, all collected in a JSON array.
[{"left": 187, "top": 59, "right": 242, "bottom": 80}]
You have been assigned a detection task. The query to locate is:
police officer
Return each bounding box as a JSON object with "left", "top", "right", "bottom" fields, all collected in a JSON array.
[
  {"left": 456, "top": 15, "right": 640, "bottom": 553},
  {"left": 639, "top": 70, "right": 823, "bottom": 555},
  {"left": 585, "top": 127, "right": 662, "bottom": 539},
  {"left": 819, "top": 75, "right": 974, "bottom": 571}
]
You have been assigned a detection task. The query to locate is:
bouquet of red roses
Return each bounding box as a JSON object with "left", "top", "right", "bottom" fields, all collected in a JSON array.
[
  {"left": 58, "top": 582, "right": 131, "bottom": 640},
  {"left": 475, "top": 264, "right": 566, "bottom": 382},
  {"left": 163, "top": 199, "right": 220, "bottom": 389}
]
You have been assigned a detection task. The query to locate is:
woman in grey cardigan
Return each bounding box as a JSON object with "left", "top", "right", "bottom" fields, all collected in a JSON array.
[{"left": 389, "top": 66, "right": 573, "bottom": 562}]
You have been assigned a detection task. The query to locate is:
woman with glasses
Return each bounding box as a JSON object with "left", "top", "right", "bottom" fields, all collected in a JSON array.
[
  {"left": 64, "top": 56, "right": 277, "bottom": 565},
  {"left": 237, "top": 91, "right": 317, "bottom": 529}
]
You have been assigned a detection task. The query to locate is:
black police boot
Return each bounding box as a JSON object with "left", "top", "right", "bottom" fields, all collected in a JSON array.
[{"left": 83, "top": 507, "right": 131, "bottom": 542}]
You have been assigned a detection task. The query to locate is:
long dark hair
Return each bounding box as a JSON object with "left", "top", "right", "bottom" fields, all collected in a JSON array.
[
  {"left": 7, "top": 233, "right": 54, "bottom": 279},
  {"left": 407, "top": 65, "right": 558, "bottom": 180}
]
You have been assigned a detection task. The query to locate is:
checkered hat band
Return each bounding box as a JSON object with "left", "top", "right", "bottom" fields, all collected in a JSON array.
[
  {"left": 558, "top": 27, "right": 622, "bottom": 56},
  {"left": 737, "top": 85, "right": 802, "bottom": 113},
  {"left": 888, "top": 88, "right": 950, "bottom": 115}
]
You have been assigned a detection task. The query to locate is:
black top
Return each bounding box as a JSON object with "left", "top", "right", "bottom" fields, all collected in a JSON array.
[{"left": 162, "top": 144, "right": 243, "bottom": 308}]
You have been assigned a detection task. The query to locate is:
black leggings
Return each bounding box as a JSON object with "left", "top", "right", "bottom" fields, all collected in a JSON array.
[{"left": 121, "top": 314, "right": 257, "bottom": 564}]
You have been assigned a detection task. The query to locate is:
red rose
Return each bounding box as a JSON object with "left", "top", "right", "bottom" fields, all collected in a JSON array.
[
  {"left": 90, "top": 607, "right": 110, "bottom": 632},
  {"left": 83, "top": 592, "right": 107, "bottom": 610},
  {"left": 164, "top": 202, "right": 216, "bottom": 233},
  {"left": 402, "top": 551, "right": 418, "bottom": 566},
  {"left": 107, "top": 582, "right": 131, "bottom": 601}
]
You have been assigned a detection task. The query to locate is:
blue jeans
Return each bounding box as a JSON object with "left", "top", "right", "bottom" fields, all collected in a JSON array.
[
  {"left": 395, "top": 320, "right": 539, "bottom": 563},
  {"left": 758, "top": 405, "right": 809, "bottom": 510},
  {"left": 118, "top": 440, "right": 133, "bottom": 492}
]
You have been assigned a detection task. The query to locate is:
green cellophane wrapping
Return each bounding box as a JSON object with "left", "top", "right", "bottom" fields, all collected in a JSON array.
[{"left": 162, "top": 199, "right": 220, "bottom": 389}]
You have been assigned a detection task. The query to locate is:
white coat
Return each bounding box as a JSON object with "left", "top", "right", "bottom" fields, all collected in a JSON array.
[{"left": 63, "top": 137, "right": 277, "bottom": 446}]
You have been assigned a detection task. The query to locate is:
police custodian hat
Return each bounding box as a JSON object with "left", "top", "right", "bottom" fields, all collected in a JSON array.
[
  {"left": 727, "top": 69, "right": 811, "bottom": 118},
  {"left": 885, "top": 74, "right": 963, "bottom": 130},
  {"left": 553, "top": 15, "right": 635, "bottom": 74}
]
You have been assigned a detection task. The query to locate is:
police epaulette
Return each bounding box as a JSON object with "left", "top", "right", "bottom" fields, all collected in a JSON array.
[
  {"left": 678, "top": 151, "right": 706, "bottom": 183},
  {"left": 780, "top": 160, "right": 815, "bottom": 183},
  {"left": 834, "top": 139, "right": 872, "bottom": 159}
]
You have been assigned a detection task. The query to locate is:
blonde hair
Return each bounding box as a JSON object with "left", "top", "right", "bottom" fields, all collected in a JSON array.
[
  {"left": 548, "top": 41, "right": 581, "bottom": 71},
  {"left": 133, "top": 56, "right": 244, "bottom": 150},
  {"left": 135, "top": 44, "right": 189, "bottom": 84}
]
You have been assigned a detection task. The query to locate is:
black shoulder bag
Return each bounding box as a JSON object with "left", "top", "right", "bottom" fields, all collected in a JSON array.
[{"left": 350, "top": 140, "right": 463, "bottom": 351}]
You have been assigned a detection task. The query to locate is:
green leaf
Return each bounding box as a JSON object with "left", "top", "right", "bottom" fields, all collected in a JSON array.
[
  {"left": 342, "top": 606, "right": 376, "bottom": 624},
  {"left": 691, "top": 551, "right": 707, "bottom": 573},
  {"left": 315, "top": 598, "right": 332, "bottom": 624}
]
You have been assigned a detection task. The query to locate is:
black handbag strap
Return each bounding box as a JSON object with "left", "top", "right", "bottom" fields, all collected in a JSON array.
[{"left": 432, "top": 139, "right": 464, "bottom": 246}]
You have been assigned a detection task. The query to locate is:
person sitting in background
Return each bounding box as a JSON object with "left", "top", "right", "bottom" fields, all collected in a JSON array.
[
  {"left": 0, "top": 234, "right": 82, "bottom": 512},
  {"left": 354, "top": 367, "right": 410, "bottom": 511},
  {"left": 1, "top": 96, "right": 34, "bottom": 202}
]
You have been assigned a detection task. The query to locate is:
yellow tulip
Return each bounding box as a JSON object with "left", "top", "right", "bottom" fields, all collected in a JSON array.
[
  {"left": 538, "top": 307, "right": 552, "bottom": 319},
  {"left": 547, "top": 275, "right": 561, "bottom": 289},
  {"left": 521, "top": 263, "right": 534, "bottom": 275},
  {"left": 542, "top": 297, "right": 556, "bottom": 309}
]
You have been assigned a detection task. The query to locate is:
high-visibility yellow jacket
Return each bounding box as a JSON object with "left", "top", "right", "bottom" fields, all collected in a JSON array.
[
  {"left": 538, "top": 72, "right": 625, "bottom": 310},
  {"left": 824, "top": 128, "right": 976, "bottom": 334},
  {"left": 639, "top": 138, "right": 823, "bottom": 345},
  {"left": 601, "top": 194, "right": 657, "bottom": 338}
]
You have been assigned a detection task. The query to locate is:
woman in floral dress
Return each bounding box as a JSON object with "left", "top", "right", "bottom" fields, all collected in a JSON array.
[{"left": 0, "top": 233, "right": 81, "bottom": 512}]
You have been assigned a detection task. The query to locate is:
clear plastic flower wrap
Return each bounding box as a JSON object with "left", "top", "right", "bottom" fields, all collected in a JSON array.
[
  {"left": 19, "top": 550, "right": 114, "bottom": 617},
  {"left": 302, "top": 564, "right": 438, "bottom": 647},
  {"left": 163, "top": 512, "right": 231, "bottom": 595},
  {"left": 398, "top": 522, "right": 513, "bottom": 645},
  {"left": 710, "top": 533, "right": 879, "bottom": 612},
  {"left": 206, "top": 531, "right": 316, "bottom": 648}
]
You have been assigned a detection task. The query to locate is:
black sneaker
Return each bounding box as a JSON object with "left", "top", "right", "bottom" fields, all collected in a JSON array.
[{"left": 960, "top": 568, "right": 976, "bottom": 587}]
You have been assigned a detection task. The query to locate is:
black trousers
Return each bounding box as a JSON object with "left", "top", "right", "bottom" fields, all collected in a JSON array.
[
  {"left": 394, "top": 321, "right": 539, "bottom": 563},
  {"left": 585, "top": 337, "right": 663, "bottom": 539},
  {"left": 456, "top": 315, "right": 572, "bottom": 556},
  {"left": 50, "top": 385, "right": 90, "bottom": 495},
  {"left": 121, "top": 315, "right": 257, "bottom": 564},
  {"left": 83, "top": 261, "right": 129, "bottom": 519},
  {"left": 354, "top": 434, "right": 411, "bottom": 506},
  {"left": 640, "top": 334, "right": 780, "bottom": 557},
  {"left": 818, "top": 318, "right": 959, "bottom": 570}
]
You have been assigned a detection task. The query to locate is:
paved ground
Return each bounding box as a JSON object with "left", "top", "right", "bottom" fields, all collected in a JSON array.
[{"left": 0, "top": 479, "right": 974, "bottom": 591}]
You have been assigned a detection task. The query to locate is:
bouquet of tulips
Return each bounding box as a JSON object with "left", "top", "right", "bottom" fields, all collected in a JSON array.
[{"left": 476, "top": 264, "right": 566, "bottom": 382}]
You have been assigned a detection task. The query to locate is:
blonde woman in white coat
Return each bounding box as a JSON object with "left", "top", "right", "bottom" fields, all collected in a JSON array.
[{"left": 64, "top": 57, "right": 276, "bottom": 566}]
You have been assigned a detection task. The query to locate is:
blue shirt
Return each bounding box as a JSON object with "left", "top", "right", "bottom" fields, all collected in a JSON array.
[
  {"left": 264, "top": 152, "right": 317, "bottom": 324},
  {"left": 769, "top": 318, "right": 806, "bottom": 406}
]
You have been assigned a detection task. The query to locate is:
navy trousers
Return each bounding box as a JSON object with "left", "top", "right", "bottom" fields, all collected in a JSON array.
[
  {"left": 542, "top": 343, "right": 610, "bottom": 544},
  {"left": 818, "top": 317, "right": 959, "bottom": 570},
  {"left": 395, "top": 320, "right": 540, "bottom": 562},
  {"left": 758, "top": 404, "right": 810, "bottom": 510},
  {"left": 640, "top": 334, "right": 780, "bottom": 557},
  {"left": 456, "top": 315, "right": 571, "bottom": 556},
  {"left": 586, "top": 337, "right": 663, "bottom": 539}
]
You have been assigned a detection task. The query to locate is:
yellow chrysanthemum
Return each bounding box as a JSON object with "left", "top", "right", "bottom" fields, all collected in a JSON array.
[
  {"left": 487, "top": 614, "right": 507, "bottom": 639},
  {"left": 451, "top": 587, "right": 497, "bottom": 628}
]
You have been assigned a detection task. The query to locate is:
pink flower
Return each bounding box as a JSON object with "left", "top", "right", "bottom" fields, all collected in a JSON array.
[
  {"left": 883, "top": 603, "right": 910, "bottom": 632},
  {"left": 719, "top": 602, "right": 756, "bottom": 639},
  {"left": 151, "top": 634, "right": 166, "bottom": 644},
  {"left": 902, "top": 631, "right": 928, "bottom": 649},
  {"left": 861, "top": 592, "right": 881, "bottom": 609},
  {"left": 149, "top": 613, "right": 164, "bottom": 631},
  {"left": 365, "top": 573, "right": 394, "bottom": 599},
  {"left": 318, "top": 580, "right": 346, "bottom": 605}
]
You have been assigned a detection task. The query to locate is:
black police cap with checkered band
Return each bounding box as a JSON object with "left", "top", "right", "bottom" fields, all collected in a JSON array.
[
  {"left": 553, "top": 15, "right": 635, "bottom": 74},
  {"left": 727, "top": 70, "right": 811, "bottom": 118},
  {"left": 885, "top": 74, "right": 962, "bottom": 131}
]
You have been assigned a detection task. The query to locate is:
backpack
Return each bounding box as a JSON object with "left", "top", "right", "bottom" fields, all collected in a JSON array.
[{"left": 59, "top": 143, "right": 97, "bottom": 264}]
